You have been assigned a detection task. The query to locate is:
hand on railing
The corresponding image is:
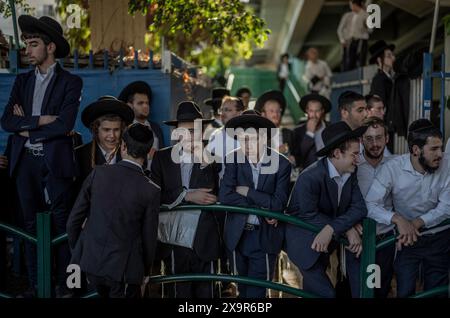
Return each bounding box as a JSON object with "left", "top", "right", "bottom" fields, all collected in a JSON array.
[
  {"left": 311, "top": 224, "right": 334, "bottom": 253},
  {"left": 345, "top": 227, "right": 362, "bottom": 258}
]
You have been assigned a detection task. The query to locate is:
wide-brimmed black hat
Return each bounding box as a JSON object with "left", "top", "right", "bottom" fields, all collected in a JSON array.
[
  {"left": 164, "top": 101, "right": 213, "bottom": 126},
  {"left": 225, "top": 110, "right": 276, "bottom": 132},
  {"left": 81, "top": 96, "right": 135, "bottom": 128},
  {"left": 254, "top": 90, "right": 287, "bottom": 115},
  {"left": 18, "top": 15, "right": 70, "bottom": 58},
  {"left": 299, "top": 93, "right": 331, "bottom": 113},
  {"left": 204, "top": 87, "right": 230, "bottom": 110},
  {"left": 369, "top": 40, "right": 395, "bottom": 64},
  {"left": 118, "top": 81, "right": 152, "bottom": 104},
  {"left": 316, "top": 122, "right": 367, "bottom": 157}
]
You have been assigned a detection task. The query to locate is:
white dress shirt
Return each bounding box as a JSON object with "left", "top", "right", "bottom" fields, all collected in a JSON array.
[
  {"left": 303, "top": 60, "right": 332, "bottom": 98},
  {"left": 349, "top": 9, "right": 370, "bottom": 40},
  {"left": 246, "top": 156, "right": 264, "bottom": 225},
  {"left": 365, "top": 154, "right": 450, "bottom": 235},
  {"left": 337, "top": 11, "right": 354, "bottom": 44},
  {"left": 98, "top": 145, "right": 117, "bottom": 165},
  {"left": 327, "top": 158, "right": 351, "bottom": 205},
  {"left": 357, "top": 151, "right": 395, "bottom": 234},
  {"left": 25, "top": 63, "right": 57, "bottom": 150}
]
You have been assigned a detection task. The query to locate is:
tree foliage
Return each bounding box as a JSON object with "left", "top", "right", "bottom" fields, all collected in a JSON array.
[
  {"left": 0, "top": 0, "right": 33, "bottom": 18},
  {"left": 128, "top": 0, "right": 270, "bottom": 76},
  {"left": 56, "top": 0, "right": 90, "bottom": 54}
]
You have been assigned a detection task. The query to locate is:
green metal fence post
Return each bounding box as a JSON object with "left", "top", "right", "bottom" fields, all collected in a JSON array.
[
  {"left": 360, "top": 218, "right": 377, "bottom": 298},
  {"left": 36, "top": 213, "right": 52, "bottom": 298}
]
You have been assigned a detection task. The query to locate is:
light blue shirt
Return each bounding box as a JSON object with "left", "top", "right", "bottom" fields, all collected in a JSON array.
[
  {"left": 365, "top": 153, "right": 450, "bottom": 234},
  {"left": 327, "top": 158, "right": 351, "bottom": 205},
  {"left": 25, "top": 63, "right": 57, "bottom": 150},
  {"left": 357, "top": 151, "right": 395, "bottom": 234}
]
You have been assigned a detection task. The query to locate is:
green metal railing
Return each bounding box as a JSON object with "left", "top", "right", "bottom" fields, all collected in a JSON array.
[
  {"left": 0, "top": 205, "right": 449, "bottom": 298},
  {"left": 359, "top": 218, "right": 450, "bottom": 298}
]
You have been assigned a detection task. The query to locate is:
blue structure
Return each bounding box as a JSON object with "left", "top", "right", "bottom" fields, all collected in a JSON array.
[{"left": 0, "top": 51, "right": 175, "bottom": 154}]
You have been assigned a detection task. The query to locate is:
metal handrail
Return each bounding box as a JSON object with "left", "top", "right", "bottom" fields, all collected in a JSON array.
[{"left": 149, "top": 274, "right": 320, "bottom": 298}]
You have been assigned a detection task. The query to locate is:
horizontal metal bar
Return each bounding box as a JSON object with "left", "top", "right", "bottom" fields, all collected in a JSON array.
[
  {"left": 430, "top": 72, "right": 450, "bottom": 78},
  {"left": 149, "top": 274, "right": 321, "bottom": 298},
  {"left": 0, "top": 291, "right": 13, "bottom": 298},
  {"left": 331, "top": 79, "right": 369, "bottom": 89},
  {"left": 51, "top": 233, "right": 68, "bottom": 246},
  {"left": 410, "top": 285, "right": 449, "bottom": 298},
  {"left": 0, "top": 222, "right": 37, "bottom": 243}
]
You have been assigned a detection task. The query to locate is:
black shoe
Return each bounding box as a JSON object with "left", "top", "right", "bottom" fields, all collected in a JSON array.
[
  {"left": 16, "top": 286, "right": 37, "bottom": 298},
  {"left": 55, "top": 285, "right": 74, "bottom": 298}
]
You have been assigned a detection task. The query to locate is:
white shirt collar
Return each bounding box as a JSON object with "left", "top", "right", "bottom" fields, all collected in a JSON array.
[
  {"left": 133, "top": 118, "right": 151, "bottom": 127},
  {"left": 35, "top": 63, "right": 57, "bottom": 79},
  {"left": 122, "top": 159, "right": 143, "bottom": 169}
]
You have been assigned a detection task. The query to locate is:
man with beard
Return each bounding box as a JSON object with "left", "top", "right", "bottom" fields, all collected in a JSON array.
[
  {"left": 366, "top": 119, "right": 450, "bottom": 297},
  {"left": 357, "top": 117, "right": 395, "bottom": 297},
  {"left": 118, "top": 81, "right": 165, "bottom": 170}
]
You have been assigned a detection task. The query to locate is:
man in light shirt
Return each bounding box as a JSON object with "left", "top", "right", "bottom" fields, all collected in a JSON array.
[
  {"left": 206, "top": 96, "right": 246, "bottom": 178},
  {"left": 303, "top": 48, "right": 332, "bottom": 99},
  {"left": 365, "top": 119, "right": 450, "bottom": 297},
  {"left": 347, "top": 0, "right": 371, "bottom": 70},
  {"left": 357, "top": 117, "right": 395, "bottom": 298}
]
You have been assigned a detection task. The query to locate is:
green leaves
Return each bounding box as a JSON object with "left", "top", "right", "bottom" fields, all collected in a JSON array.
[
  {"left": 0, "top": 0, "right": 34, "bottom": 18},
  {"left": 128, "top": 0, "right": 270, "bottom": 76}
]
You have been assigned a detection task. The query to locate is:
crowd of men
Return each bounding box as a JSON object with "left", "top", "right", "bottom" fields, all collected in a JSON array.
[{"left": 0, "top": 14, "right": 449, "bottom": 299}]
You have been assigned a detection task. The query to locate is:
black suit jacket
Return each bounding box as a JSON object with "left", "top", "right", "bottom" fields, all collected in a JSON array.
[
  {"left": 149, "top": 121, "right": 165, "bottom": 148},
  {"left": 370, "top": 70, "right": 393, "bottom": 115},
  {"left": 291, "top": 121, "right": 329, "bottom": 170},
  {"left": 74, "top": 141, "right": 122, "bottom": 184},
  {"left": 1, "top": 63, "right": 82, "bottom": 177},
  {"left": 284, "top": 158, "right": 367, "bottom": 270},
  {"left": 150, "top": 146, "right": 221, "bottom": 262},
  {"left": 219, "top": 149, "right": 292, "bottom": 254},
  {"left": 67, "top": 160, "right": 161, "bottom": 284}
]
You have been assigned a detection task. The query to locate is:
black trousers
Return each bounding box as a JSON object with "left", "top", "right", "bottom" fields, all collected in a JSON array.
[
  {"left": 87, "top": 274, "right": 140, "bottom": 298},
  {"left": 15, "top": 150, "right": 73, "bottom": 287},
  {"left": 164, "top": 245, "right": 215, "bottom": 298},
  {"left": 348, "top": 39, "right": 368, "bottom": 70},
  {"left": 375, "top": 231, "right": 396, "bottom": 298}
]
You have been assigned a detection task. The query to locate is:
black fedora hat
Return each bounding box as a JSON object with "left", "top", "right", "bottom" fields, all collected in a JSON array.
[
  {"left": 316, "top": 122, "right": 367, "bottom": 157},
  {"left": 254, "top": 90, "right": 287, "bottom": 115},
  {"left": 369, "top": 40, "right": 395, "bottom": 64},
  {"left": 81, "top": 96, "right": 135, "bottom": 128},
  {"left": 225, "top": 110, "right": 276, "bottom": 132},
  {"left": 299, "top": 93, "right": 331, "bottom": 113},
  {"left": 118, "top": 81, "right": 152, "bottom": 103},
  {"left": 164, "top": 101, "right": 213, "bottom": 126},
  {"left": 18, "top": 15, "right": 70, "bottom": 58},
  {"left": 204, "top": 87, "right": 230, "bottom": 110}
]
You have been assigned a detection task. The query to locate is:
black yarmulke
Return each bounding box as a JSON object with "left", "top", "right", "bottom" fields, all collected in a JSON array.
[
  {"left": 127, "top": 123, "right": 154, "bottom": 144},
  {"left": 409, "top": 119, "right": 435, "bottom": 134}
]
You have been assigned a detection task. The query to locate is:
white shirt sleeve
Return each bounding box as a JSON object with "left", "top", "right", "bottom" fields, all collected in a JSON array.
[
  {"left": 365, "top": 164, "right": 396, "bottom": 225},
  {"left": 419, "top": 173, "right": 450, "bottom": 228}
]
